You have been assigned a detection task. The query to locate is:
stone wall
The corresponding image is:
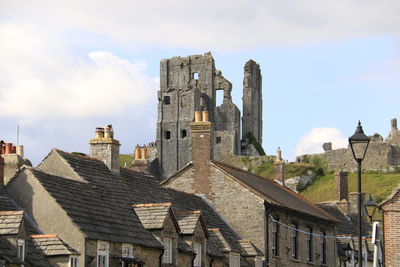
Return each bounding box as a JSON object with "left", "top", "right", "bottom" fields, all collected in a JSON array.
[{"left": 298, "top": 119, "right": 400, "bottom": 172}]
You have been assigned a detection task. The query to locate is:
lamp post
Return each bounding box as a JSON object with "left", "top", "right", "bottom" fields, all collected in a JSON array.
[
  {"left": 349, "top": 121, "right": 370, "bottom": 267},
  {"left": 364, "top": 194, "right": 378, "bottom": 223}
]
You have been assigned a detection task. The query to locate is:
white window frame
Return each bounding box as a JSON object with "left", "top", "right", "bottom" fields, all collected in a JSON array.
[
  {"left": 17, "top": 239, "right": 25, "bottom": 261},
  {"left": 162, "top": 238, "right": 173, "bottom": 264},
  {"left": 69, "top": 256, "right": 79, "bottom": 267},
  {"left": 97, "top": 241, "right": 109, "bottom": 267},
  {"left": 229, "top": 253, "right": 240, "bottom": 267},
  {"left": 122, "top": 243, "right": 134, "bottom": 258},
  {"left": 193, "top": 242, "right": 202, "bottom": 267}
]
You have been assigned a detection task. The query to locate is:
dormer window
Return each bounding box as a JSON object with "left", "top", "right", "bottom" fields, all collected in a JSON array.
[
  {"left": 229, "top": 253, "right": 240, "bottom": 267},
  {"left": 17, "top": 239, "right": 25, "bottom": 261},
  {"left": 162, "top": 238, "right": 173, "bottom": 264}
]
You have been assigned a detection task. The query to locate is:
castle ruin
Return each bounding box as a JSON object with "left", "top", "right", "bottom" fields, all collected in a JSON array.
[{"left": 155, "top": 53, "right": 263, "bottom": 178}]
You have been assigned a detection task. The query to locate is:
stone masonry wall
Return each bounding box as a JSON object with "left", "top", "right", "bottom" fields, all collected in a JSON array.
[
  {"left": 381, "top": 189, "right": 400, "bottom": 267},
  {"left": 268, "top": 209, "right": 336, "bottom": 267}
]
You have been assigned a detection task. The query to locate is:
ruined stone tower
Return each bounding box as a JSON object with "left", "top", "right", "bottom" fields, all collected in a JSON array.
[
  {"left": 242, "top": 60, "right": 262, "bottom": 144},
  {"left": 157, "top": 53, "right": 261, "bottom": 178}
]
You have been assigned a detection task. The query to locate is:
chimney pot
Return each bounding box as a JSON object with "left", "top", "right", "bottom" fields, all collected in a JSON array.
[
  {"left": 134, "top": 145, "right": 141, "bottom": 160},
  {"left": 11, "top": 146, "right": 16, "bottom": 154},
  {"left": 104, "top": 125, "right": 114, "bottom": 138},
  {"left": 16, "top": 145, "right": 24, "bottom": 158},
  {"left": 202, "top": 110, "right": 209, "bottom": 122},
  {"left": 194, "top": 111, "right": 202, "bottom": 122},
  {"left": 95, "top": 127, "right": 105, "bottom": 138},
  {"left": 5, "top": 143, "right": 12, "bottom": 154},
  {"left": 140, "top": 147, "right": 147, "bottom": 160}
]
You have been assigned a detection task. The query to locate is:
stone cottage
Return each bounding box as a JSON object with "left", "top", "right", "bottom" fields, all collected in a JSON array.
[{"left": 162, "top": 110, "right": 339, "bottom": 266}]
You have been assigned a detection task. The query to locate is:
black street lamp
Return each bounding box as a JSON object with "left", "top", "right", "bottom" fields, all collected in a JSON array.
[
  {"left": 349, "top": 121, "right": 370, "bottom": 267},
  {"left": 364, "top": 194, "right": 378, "bottom": 223}
]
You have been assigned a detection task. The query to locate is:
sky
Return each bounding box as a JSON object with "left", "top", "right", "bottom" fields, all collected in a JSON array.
[{"left": 0, "top": 0, "right": 399, "bottom": 165}]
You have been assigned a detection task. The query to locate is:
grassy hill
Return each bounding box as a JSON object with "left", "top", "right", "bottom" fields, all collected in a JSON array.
[
  {"left": 300, "top": 172, "right": 400, "bottom": 204},
  {"left": 120, "top": 154, "right": 133, "bottom": 168}
]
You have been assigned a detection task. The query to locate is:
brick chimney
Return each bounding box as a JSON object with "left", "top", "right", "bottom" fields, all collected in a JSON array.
[
  {"left": 89, "top": 125, "right": 120, "bottom": 173},
  {"left": 189, "top": 110, "right": 213, "bottom": 198}
]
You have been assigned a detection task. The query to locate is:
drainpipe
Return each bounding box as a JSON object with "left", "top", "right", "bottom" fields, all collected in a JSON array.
[
  {"left": 209, "top": 256, "right": 214, "bottom": 267},
  {"left": 159, "top": 249, "right": 164, "bottom": 267}
]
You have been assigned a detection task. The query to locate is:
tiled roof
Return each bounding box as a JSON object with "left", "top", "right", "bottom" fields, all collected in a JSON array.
[
  {"left": 132, "top": 203, "right": 173, "bottom": 230},
  {"left": 0, "top": 187, "right": 18, "bottom": 211},
  {"left": 207, "top": 229, "right": 229, "bottom": 258},
  {"left": 0, "top": 235, "right": 23, "bottom": 264},
  {"left": 317, "top": 202, "right": 370, "bottom": 236},
  {"left": 26, "top": 239, "right": 56, "bottom": 267},
  {"left": 30, "top": 234, "right": 79, "bottom": 256},
  {"left": 235, "top": 240, "right": 263, "bottom": 257},
  {"left": 177, "top": 238, "right": 194, "bottom": 254},
  {"left": 31, "top": 150, "right": 254, "bottom": 263},
  {"left": 213, "top": 161, "right": 337, "bottom": 222},
  {"left": 175, "top": 211, "right": 202, "bottom": 235},
  {"left": 0, "top": 210, "right": 23, "bottom": 235},
  {"left": 29, "top": 167, "right": 162, "bottom": 249}
]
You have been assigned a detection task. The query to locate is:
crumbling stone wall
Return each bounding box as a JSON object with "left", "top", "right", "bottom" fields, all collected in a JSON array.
[
  {"left": 157, "top": 53, "right": 263, "bottom": 178},
  {"left": 298, "top": 119, "right": 400, "bottom": 172},
  {"left": 242, "top": 60, "right": 262, "bottom": 145}
]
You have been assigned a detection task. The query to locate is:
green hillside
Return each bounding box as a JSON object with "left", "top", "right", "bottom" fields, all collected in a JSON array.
[
  {"left": 120, "top": 154, "right": 133, "bottom": 168},
  {"left": 300, "top": 172, "right": 400, "bottom": 204}
]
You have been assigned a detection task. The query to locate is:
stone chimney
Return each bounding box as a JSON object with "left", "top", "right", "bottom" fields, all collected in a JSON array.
[
  {"left": 274, "top": 147, "right": 284, "bottom": 186},
  {"left": 89, "top": 125, "right": 120, "bottom": 173},
  {"left": 335, "top": 171, "right": 350, "bottom": 215},
  {"left": 189, "top": 110, "right": 213, "bottom": 198}
]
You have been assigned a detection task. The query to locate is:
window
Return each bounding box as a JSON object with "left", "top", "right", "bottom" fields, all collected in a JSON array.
[
  {"left": 216, "top": 89, "right": 224, "bottom": 106},
  {"left": 306, "top": 227, "right": 313, "bottom": 262},
  {"left": 229, "top": 253, "right": 240, "bottom": 267},
  {"left": 163, "top": 96, "right": 170, "bottom": 105},
  {"left": 272, "top": 220, "right": 279, "bottom": 256},
  {"left": 193, "top": 242, "right": 202, "bottom": 267},
  {"left": 122, "top": 243, "right": 134, "bottom": 258},
  {"left": 193, "top": 72, "right": 199, "bottom": 80},
  {"left": 17, "top": 239, "right": 25, "bottom": 261},
  {"left": 162, "top": 238, "right": 173, "bottom": 264},
  {"left": 216, "top": 136, "right": 221, "bottom": 144},
  {"left": 255, "top": 257, "right": 263, "bottom": 267},
  {"left": 181, "top": 129, "right": 187, "bottom": 139},
  {"left": 69, "top": 256, "right": 79, "bottom": 267},
  {"left": 97, "top": 241, "right": 109, "bottom": 267},
  {"left": 165, "top": 131, "right": 171, "bottom": 140},
  {"left": 320, "top": 232, "right": 326, "bottom": 264},
  {"left": 291, "top": 224, "right": 298, "bottom": 259}
]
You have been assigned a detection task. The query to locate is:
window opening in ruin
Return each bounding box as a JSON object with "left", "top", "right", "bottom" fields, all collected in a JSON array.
[
  {"left": 164, "top": 96, "right": 170, "bottom": 105},
  {"left": 181, "top": 129, "right": 187, "bottom": 139},
  {"left": 165, "top": 131, "right": 171, "bottom": 140},
  {"left": 216, "top": 89, "right": 224, "bottom": 106},
  {"left": 193, "top": 72, "right": 199, "bottom": 80},
  {"left": 216, "top": 137, "right": 221, "bottom": 144}
]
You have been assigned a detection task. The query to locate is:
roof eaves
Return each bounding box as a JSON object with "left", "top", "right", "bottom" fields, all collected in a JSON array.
[
  {"left": 379, "top": 184, "right": 400, "bottom": 207},
  {"left": 160, "top": 162, "right": 193, "bottom": 185}
]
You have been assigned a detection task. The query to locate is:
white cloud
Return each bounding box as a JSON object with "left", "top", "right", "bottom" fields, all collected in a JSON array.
[
  {"left": 295, "top": 127, "right": 348, "bottom": 156},
  {"left": 0, "top": 24, "right": 157, "bottom": 121},
  {"left": 0, "top": 0, "right": 399, "bottom": 50}
]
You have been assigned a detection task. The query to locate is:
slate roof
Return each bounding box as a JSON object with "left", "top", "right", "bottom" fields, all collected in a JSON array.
[
  {"left": 0, "top": 210, "right": 23, "bottom": 235},
  {"left": 0, "top": 235, "right": 23, "bottom": 264},
  {"left": 207, "top": 228, "right": 229, "bottom": 258},
  {"left": 317, "top": 202, "right": 370, "bottom": 236},
  {"left": 132, "top": 203, "right": 173, "bottom": 230},
  {"left": 175, "top": 211, "right": 205, "bottom": 235},
  {"left": 177, "top": 238, "right": 194, "bottom": 254},
  {"left": 0, "top": 187, "right": 17, "bottom": 211},
  {"left": 30, "top": 234, "right": 79, "bottom": 256},
  {"left": 379, "top": 184, "right": 400, "bottom": 207},
  {"left": 213, "top": 161, "right": 337, "bottom": 222},
  {"left": 235, "top": 240, "right": 263, "bottom": 257},
  {"left": 29, "top": 167, "right": 162, "bottom": 249},
  {"left": 25, "top": 150, "right": 254, "bottom": 265}
]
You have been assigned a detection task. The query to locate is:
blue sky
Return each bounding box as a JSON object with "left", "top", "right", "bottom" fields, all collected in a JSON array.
[{"left": 0, "top": 1, "right": 399, "bottom": 165}]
